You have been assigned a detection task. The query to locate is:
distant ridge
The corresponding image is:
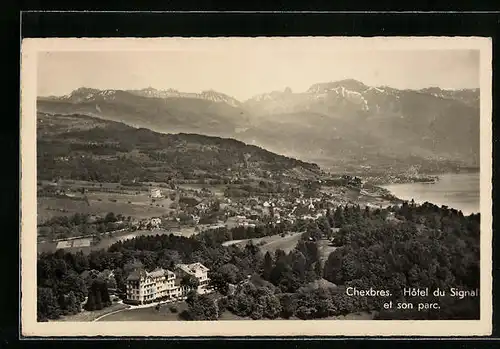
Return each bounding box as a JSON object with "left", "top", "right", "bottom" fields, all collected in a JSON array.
[
  {"left": 37, "top": 79, "right": 479, "bottom": 174},
  {"left": 37, "top": 112, "right": 321, "bottom": 183}
]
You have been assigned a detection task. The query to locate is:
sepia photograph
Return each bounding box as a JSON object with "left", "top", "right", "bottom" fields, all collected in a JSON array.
[{"left": 21, "top": 37, "right": 492, "bottom": 337}]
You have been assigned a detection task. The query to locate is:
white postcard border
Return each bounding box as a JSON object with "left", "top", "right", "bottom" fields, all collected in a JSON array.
[{"left": 21, "top": 36, "right": 493, "bottom": 337}]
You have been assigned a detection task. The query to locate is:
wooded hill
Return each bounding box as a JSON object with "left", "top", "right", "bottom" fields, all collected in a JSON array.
[{"left": 37, "top": 113, "right": 321, "bottom": 183}]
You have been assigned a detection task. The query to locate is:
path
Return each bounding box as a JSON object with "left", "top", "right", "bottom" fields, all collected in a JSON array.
[
  {"left": 93, "top": 307, "right": 130, "bottom": 322},
  {"left": 93, "top": 299, "right": 177, "bottom": 322}
]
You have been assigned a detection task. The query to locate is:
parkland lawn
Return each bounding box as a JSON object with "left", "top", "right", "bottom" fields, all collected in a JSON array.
[{"left": 96, "top": 302, "right": 375, "bottom": 321}]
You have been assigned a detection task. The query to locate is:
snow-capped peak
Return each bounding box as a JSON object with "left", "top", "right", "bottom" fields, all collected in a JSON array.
[
  {"left": 307, "top": 79, "right": 368, "bottom": 94},
  {"left": 62, "top": 87, "right": 242, "bottom": 108},
  {"left": 364, "top": 86, "right": 385, "bottom": 94},
  {"left": 61, "top": 87, "right": 117, "bottom": 102},
  {"left": 128, "top": 87, "right": 241, "bottom": 106},
  {"left": 200, "top": 90, "right": 241, "bottom": 107}
]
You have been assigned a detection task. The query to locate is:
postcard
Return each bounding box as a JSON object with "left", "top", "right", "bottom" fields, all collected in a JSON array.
[{"left": 21, "top": 36, "right": 492, "bottom": 337}]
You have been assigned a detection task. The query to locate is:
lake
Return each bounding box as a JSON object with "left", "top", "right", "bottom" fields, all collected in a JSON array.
[{"left": 381, "top": 172, "right": 480, "bottom": 215}]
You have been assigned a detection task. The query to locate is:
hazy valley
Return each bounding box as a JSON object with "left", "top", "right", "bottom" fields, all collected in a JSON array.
[{"left": 38, "top": 79, "right": 480, "bottom": 177}]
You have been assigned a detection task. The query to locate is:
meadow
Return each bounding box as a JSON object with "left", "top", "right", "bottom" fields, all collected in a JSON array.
[
  {"left": 97, "top": 302, "right": 189, "bottom": 321},
  {"left": 37, "top": 179, "right": 177, "bottom": 225},
  {"left": 222, "top": 232, "right": 303, "bottom": 254},
  {"left": 177, "top": 183, "right": 227, "bottom": 197},
  {"left": 96, "top": 302, "right": 375, "bottom": 322},
  {"left": 55, "top": 302, "right": 130, "bottom": 322},
  {"left": 221, "top": 232, "right": 337, "bottom": 262}
]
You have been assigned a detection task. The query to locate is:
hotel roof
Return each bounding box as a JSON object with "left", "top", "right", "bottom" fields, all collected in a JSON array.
[
  {"left": 126, "top": 268, "right": 148, "bottom": 281},
  {"left": 176, "top": 262, "right": 209, "bottom": 275},
  {"left": 127, "top": 267, "right": 176, "bottom": 281}
]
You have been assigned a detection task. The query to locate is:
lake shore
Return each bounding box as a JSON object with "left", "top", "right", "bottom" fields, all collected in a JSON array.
[{"left": 380, "top": 172, "right": 480, "bottom": 215}]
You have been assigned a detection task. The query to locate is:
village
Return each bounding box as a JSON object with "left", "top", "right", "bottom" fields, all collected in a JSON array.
[{"left": 37, "top": 173, "right": 397, "bottom": 255}]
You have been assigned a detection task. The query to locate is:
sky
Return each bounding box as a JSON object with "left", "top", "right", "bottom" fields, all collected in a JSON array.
[{"left": 37, "top": 48, "right": 480, "bottom": 101}]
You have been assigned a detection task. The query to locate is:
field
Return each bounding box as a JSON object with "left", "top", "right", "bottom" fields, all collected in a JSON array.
[
  {"left": 222, "top": 232, "right": 303, "bottom": 254},
  {"left": 37, "top": 225, "right": 206, "bottom": 255},
  {"left": 96, "top": 302, "right": 375, "bottom": 321},
  {"left": 37, "top": 179, "right": 180, "bottom": 224},
  {"left": 222, "top": 233, "right": 337, "bottom": 261},
  {"left": 317, "top": 239, "right": 338, "bottom": 263},
  {"left": 97, "top": 301, "right": 189, "bottom": 321},
  {"left": 55, "top": 302, "right": 130, "bottom": 322},
  {"left": 177, "top": 183, "right": 227, "bottom": 197},
  {"left": 38, "top": 195, "right": 173, "bottom": 224}
]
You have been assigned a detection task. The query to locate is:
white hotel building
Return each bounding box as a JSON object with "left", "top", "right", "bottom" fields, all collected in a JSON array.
[{"left": 126, "top": 262, "right": 211, "bottom": 304}]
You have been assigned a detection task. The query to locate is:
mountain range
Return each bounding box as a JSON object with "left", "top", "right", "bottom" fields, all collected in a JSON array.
[{"left": 37, "top": 79, "right": 480, "bottom": 175}]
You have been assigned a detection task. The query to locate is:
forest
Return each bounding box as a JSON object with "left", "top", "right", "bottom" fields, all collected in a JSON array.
[
  {"left": 37, "top": 201, "right": 480, "bottom": 321},
  {"left": 324, "top": 202, "right": 480, "bottom": 319},
  {"left": 37, "top": 114, "right": 320, "bottom": 183}
]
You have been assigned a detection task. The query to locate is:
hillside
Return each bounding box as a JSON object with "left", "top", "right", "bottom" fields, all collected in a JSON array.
[
  {"left": 37, "top": 113, "right": 321, "bottom": 183},
  {"left": 38, "top": 88, "right": 252, "bottom": 139},
  {"left": 37, "top": 80, "right": 480, "bottom": 174},
  {"left": 241, "top": 80, "right": 479, "bottom": 172}
]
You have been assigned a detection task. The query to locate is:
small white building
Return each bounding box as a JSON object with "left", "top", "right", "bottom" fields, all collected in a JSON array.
[
  {"left": 150, "top": 217, "right": 162, "bottom": 228},
  {"left": 150, "top": 188, "right": 162, "bottom": 199},
  {"left": 175, "top": 263, "right": 211, "bottom": 295},
  {"left": 191, "top": 215, "right": 200, "bottom": 225}
]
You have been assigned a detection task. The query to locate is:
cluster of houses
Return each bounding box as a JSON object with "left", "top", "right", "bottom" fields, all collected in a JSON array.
[
  {"left": 159, "top": 183, "right": 367, "bottom": 230},
  {"left": 216, "top": 195, "right": 341, "bottom": 227},
  {"left": 126, "top": 262, "right": 211, "bottom": 305},
  {"left": 128, "top": 176, "right": 382, "bottom": 234},
  {"left": 129, "top": 217, "right": 163, "bottom": 230}
]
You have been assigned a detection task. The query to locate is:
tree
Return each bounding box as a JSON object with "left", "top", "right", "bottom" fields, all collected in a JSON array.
[
  {"left": 217, "top": 297, "right": 228, "bottom": 315},
  {"left": 82, "top": 269, "right": 100, "bottom": 289},
  {"left": 105, "top": 212, "right": 117, "bottom": 223},
  {"left": 187, "top": 294, "right": 218, "bottom": 320},
  {"left": 263, "top": 252, "right": 274, "bottom": 281},
  {"left": 186, "top": 290, "right": 199, "bottom": 307},
  {"left": 290, "top": 250, "right": 307, "bottom": 281},
  {"left": 301, "top": 241, "right": 320, "bottom": 267},
  {"left": 59, "top": 270, "right": 87, "bottom": 303},
  {"left": 251, "top": 303, "right": 264, "bottom": 320},
  {"left": 181, "top": 275, "right": 200, "bottom": 290},
  {"left": 269, "top": 257, "right": 288, "bottom": 287},
  {"left": 323, "top": 249, "right": 344, "bottom": 285},
  {"left": 84, "top": 278, "right": 110, "bottom": 311},
  {"left": 262, "top": 293, "right": 282, "bottom": 319},
  {"left": 227, "top": 283, "right": 257, "bottom": 317},
  {"left": 363, "top": 206, "right": 371, "bottom": 218},
  {"left": 333, "top": 206, "right": 346, "bottom": 228},
  {"left": 62, "top": 291, "right": 80, "bottom": 315},
  {"left": 106, "top": 275, "right": 117, "bottom": 290},
  {"left": 209, "top": 271, "right": 230, "bottom": 295},
  {"left": 37, "top": 287, "right": 61, "bottom": 321},
  {"left": 318, "top": 216, "right": 332, "bottom": 239},
  {"left": 84, "top": 290, "right": 96, "bottom": 311},
  {"left": 97, "top": 223, "right": 106, "bottom": 234},
  {"left": 113, "top": 268, "right": 127, "bottom": 294},
  {"left": 296, "top": 305, "right": 316, "bottom": 320},
  {"left": 314, "top": 260, "right": 323, "bottom": 279},
  {"left": 95, "top": 287, "right": 103, "bottom": 310},
  {"left": 73, "top": 251, "right": 90, "bottom": 273},
  {"left": 211, "top": 200, "right": 221, "bottom": 212},
  {"left": 218, "top": 263, "right": 244, "bottom": 284},
  {"left": 279, "top": 293, "right": 298, "bottom": 319}
]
